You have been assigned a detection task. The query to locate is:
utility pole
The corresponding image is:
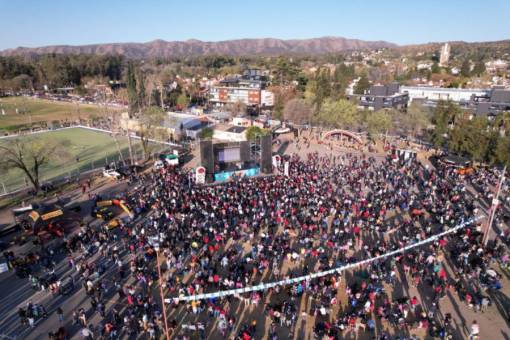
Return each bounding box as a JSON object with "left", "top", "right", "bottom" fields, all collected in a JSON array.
[
  {"left": 483, "top": 165, "right": 506, "bottom": 246},
  {"left": 105, "top": 91, "right": 125, "bottom": 165}
]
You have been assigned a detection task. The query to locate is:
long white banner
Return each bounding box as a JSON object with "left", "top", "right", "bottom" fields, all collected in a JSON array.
[{"left": 165, "top": 216, "right": 482, "bottom": 303}]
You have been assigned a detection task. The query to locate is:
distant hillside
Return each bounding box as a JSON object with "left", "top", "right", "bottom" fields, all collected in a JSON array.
[
  {"left": 0, "top": 37, "right": 397, "bottom": 58},
  {"left": 397, "top": 39, "right": 510, "bottom": 55}
]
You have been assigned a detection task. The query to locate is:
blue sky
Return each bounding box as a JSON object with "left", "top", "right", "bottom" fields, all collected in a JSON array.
[{"left": 1, "top": 0, "right": 509, "bottom": 50}]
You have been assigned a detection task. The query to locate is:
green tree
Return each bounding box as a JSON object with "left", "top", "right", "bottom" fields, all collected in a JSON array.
[
  {"left": 138, "top": 70, "right": 146, "bottom": 110},
  {"left": 448, "top": 117, "right": 489, "bottom": 162},
  {"left": 126, "top": 62, "right": 138, "bottom": 115},
  {"left": 274, "top": 57, "right": 299, "bottom": 85},
  {"left": 366, "top": 110, "right": 392, "bottom": 136},
  {"left": 176, "top": 93, "right": 189, "bottom": 110},
  {"left": 304, "top": 80, "right": 318, "bottom": 106},
  {"left": 331, "top": 63, "right": 353, "bottom": 100},
  {"left": 295, "top": 73, "right": 308, "bottom": 93},
  {"left": 493, "top": 111, "right": 510, "bottom": 136},
  {"left": 460, "top": 60, "right": 471, "bottom": 77},
  {"left": 472, "top": 61, "right": 486, "bottom": 77},
  {"left": 11, "top": 74, "right": 33, "bottom": 90},
  {"left": 199, "top": 127, "right": 214, "bottom": 139},
  {"left": 485, "top": 131, "right": 499, "bottom": 164},
  {"left": 246, "top": 126, "right": 269, "bottom": 141},
  {"left": 313, "top": 67, "right": 332, "bottom": 108},
  {"left": 431, "top": 62, "right": 441, "bottom": 74},
  {"left": 316, "top": 98, "right": 358, "bottom": 129},
  {"left": 495, "top": 136, "right": 510, "bottom": 166},
  {"left": 354, "top": 75, "right": 370, "bottom": 95},
  {"left": 431, "top": 100, "right": 460, "bottom": 148}
]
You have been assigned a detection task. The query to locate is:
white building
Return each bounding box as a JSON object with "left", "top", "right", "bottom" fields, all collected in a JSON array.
[
  {"left": 209, "top": 86, "right": 274, "bottom": 107},
  {"left": 485, "top": 59, "right": 508, "bottom": 73},
  {"left": 417, "top": 62, "right": 433, "bottom": 71},
  {"left": 400, "top": 86, "right": 488, "bottom": 103}
]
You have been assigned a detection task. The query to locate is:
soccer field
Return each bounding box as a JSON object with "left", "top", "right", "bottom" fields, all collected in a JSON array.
[
  {"left": 0, "top": 96, "right": 121, "bottom": 131},
  {"left": 0, "top": 127, "right": 155, "bottom": 193}
]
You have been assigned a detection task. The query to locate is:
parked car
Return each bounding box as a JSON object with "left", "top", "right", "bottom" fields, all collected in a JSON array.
[
  {"left": 158, "top": 153, "right": 179, "bottom": 166},
  {"left": 103, "top": 169, "right": 121, "bottom": 179},
  {"left": 154, "top": 160, "right": 165, "bottom": 170}
]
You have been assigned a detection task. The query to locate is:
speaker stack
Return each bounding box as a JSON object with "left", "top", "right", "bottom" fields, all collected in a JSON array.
[{"left": 260, "top": 135, "right": 272, "bottom": 174}]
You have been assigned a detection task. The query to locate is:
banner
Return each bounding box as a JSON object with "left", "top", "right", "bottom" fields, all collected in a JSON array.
[
  {"left": 165, "top": 216, "right": 480, "bottom": 303},
  {"left": 214, "top": 167, "right": 260, "bottom": 182},
  {"left": 196, "top": 166, "right": 206, "bottom": 184},
  {"left": 272, "top": 155, "right": 281, "bottom": 168}
]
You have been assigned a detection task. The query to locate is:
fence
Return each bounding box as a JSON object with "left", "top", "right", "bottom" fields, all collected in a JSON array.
[{"left": 0, "top": 125, "right": 176, "bottom": 197}]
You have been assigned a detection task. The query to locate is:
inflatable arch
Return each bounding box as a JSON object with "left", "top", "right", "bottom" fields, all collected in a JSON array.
[{"left": 322, "top": 129, "right": 363, "bottom": 145}]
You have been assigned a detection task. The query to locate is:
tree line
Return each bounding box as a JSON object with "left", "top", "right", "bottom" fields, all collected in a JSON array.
[
  {"left": 431, "top": 100, "right": 510, "bottom": 166},
  {"left": 0, "top": 54, "right": 123, "bottom": 90}
]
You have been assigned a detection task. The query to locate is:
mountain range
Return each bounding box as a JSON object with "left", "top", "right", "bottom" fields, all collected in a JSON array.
[{"left": 0, "top": 37, "right": 398, "bottom": 58}]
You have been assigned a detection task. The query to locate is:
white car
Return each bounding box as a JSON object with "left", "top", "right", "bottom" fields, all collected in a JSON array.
[
  {"left": 103, "top": 169, "right": 121, "bottom": 179},
  {"left": 154, "top": 160, "right": 165, "bottom": 170}
]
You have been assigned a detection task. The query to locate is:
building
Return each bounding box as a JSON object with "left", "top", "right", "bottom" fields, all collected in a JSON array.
[
  {"left": 485, "top": 59, "right": 508, "bottom": 73},
  {"left": 212, "top": 124, "right": 247, "bottom": 142},
  {"left": 416, "top": 62, "right": 433, "bottom": 71},
  {"left": 439, "top": 43, "right": 450, "bottom": 67},
  {"left": 232, "top": 117, "right": 265, "bottom": 129},
  {"left": 353, "top": 83, "right": 409, "bottom": 111},
  {"left": 209, "top": 68, "right": 274, "bottom": 108},
  {"left": 162, "top": 112, "right": 209, "bottom": 139},
  {"left": 400, "top": 86, "right": 488, "bottom": 103},
  {"left": 450, "top": 67, "right": 461, "bottom": 75},
  {"left": 400, "top": 85, "right": 510, "bottom": 116},
  {"left": 470, "top": 87, "right": 510, "bottom": 116},
  {"left": 209, "top": 87, "right": 275, "bottom": 107}
]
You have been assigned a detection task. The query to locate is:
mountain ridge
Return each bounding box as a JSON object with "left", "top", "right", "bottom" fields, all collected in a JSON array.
[{"left": 0, "top": 37, "right": 398, "bottom": 58}]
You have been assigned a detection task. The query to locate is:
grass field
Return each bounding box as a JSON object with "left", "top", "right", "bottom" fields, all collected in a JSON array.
[
  {"left": 0, "top": 127, "right": 161, "bottom": 193},
  {"left": 0, "top": 97, "right": 121, "bottom": 130}
]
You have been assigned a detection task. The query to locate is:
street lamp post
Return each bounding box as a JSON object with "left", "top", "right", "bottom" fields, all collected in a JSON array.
[
  {"left": 155, "top": 246, "right": 171, "bottom": 340},
  {"left": 483, "top": 165, "right": 506, "bottom": 246}
]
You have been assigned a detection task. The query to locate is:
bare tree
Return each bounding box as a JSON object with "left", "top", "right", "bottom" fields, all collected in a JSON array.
[
  {"left": 389, "top": 105, "right": 431, "bottom": 138},
  {"left": 0, "top": 138, "right": 68, "bottom": 192},
  {"left": 138, "top": 107, "right": 166, "bottom": 160},
  {"left": 225, "top": 100, "right": 247, "bottom": 117},
  {"left": 283, "top": 98, "right": 314, "bottom": 125}
]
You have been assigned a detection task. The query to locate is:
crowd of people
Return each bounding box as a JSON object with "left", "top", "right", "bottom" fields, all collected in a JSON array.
[{"left": 3, "top": 145, "right": 509, "bottom": 339}]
